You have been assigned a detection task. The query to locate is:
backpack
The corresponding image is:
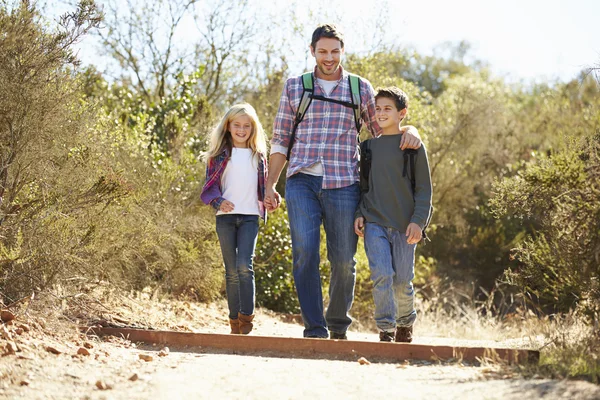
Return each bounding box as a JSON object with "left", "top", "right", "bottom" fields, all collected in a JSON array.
[
  {"left": 286, "top": 72, "right": 362, "bottom": 160},
  {"left": 360, "top": 140, "right": 433, "bottom": 243}
]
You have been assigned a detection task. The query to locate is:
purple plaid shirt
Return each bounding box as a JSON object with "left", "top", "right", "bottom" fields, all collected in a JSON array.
[
  {"left": 200, "top": 147, "right": 267, "bottom": 221},
  {"left": 271, "top": 66, "right": 381, "bottom": 189}
]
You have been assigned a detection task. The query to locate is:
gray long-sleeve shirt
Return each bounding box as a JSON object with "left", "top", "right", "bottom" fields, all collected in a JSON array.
[{"left": 356, "top": 134, "right": 432, "bottom": 231}]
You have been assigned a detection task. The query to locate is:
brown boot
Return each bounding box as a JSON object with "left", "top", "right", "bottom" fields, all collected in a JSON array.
[
  {"left": 395, "top": 326, "right": 413, "bottom": 343},
  {"left": 238, "top": 312, "right": 254, "bottom": 335},
  {"left": 229, "top": 318, "right": 240, "bottom": 334}
]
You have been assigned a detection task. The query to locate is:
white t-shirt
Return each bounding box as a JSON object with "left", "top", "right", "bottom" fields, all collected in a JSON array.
[
  {"left": 270, "top": 78, "right": 338, "bottom": 176},
  {"left": 216, "top": 148, "right": 260, "bottom": 216}
]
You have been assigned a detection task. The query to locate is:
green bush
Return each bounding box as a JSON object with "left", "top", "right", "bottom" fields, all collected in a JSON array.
[
  {"left": 254, "top": 201, "right": 298, "bottom": 312},
  {"left": 490, "top": 134, "right": 600, "bottom": 316},
  {"left": 0, "top": 2, "right": 224, "bottom": 304}
]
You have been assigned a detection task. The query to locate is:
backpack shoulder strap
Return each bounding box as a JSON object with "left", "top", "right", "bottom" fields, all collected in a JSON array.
[
  {"left": 347, "top": 73, "right": 362, "bottom": 132},
  {"left": 359, "top": 139, "right": 372, "bottom": 193},
  {"left": 287, "top": 72, "right": 314, "bottom": 160},
  {"left": 402, "top": 149, "right": 419, "bottom": 196},
  {"left": 297, "top": 72, "right": 314, "bottom": 121},
  {"left": 405, "top": 148, "right": 433, "bottom": 243}
]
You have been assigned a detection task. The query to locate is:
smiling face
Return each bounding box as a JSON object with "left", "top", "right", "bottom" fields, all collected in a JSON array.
[
  {"left": 310, "top": 37, "right": 344, "bottom": 81},
  {"left": 375, "top": 97, "right": 407, "bottom": 134},
  {"left": 228, "top": 114, "right": 253, "bottom": 148}
]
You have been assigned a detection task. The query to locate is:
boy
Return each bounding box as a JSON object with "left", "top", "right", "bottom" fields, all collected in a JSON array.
[{"left": 354, "top": 87, "right": 433, "bottom": 342}]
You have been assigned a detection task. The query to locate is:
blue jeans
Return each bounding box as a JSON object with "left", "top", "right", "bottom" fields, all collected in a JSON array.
[
  {"left": 215, "top": 214, "right": 259, "bottom": 320},
  {"left": 286, "top": 173, "right": 359, "bottom": 338},
  {"left": 364, "top": 222, "right": 417, "bottom": 331}
]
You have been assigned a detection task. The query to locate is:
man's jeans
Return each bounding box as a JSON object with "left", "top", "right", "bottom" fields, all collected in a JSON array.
[
  {"left": 216, "top": 214, "right": 259, "bottom": 320},
  {"left": 364, "top": 222, "right": 417, "bottom": 331},
  {"left": 286, "top": 173, "right": 359, "bottom": 338}
]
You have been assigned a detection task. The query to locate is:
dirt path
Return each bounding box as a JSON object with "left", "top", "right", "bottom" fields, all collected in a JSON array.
[
  {"left": 2, "top": 305, "right": 599, "bottom": 399},
  {"left": 3, "top": 343, "right": 599, "bottom": 400}
]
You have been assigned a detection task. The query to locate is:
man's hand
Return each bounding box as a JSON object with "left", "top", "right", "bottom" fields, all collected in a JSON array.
[
  {"left": 265, "top": 152, "right": 286, "bottom": 212},
  {"left": 405, "top": 222, "right": 422, "bottom": 244},
  {"left": 265, "top": 186, "right": 281, "bottom": 211},
  {"left": 400, "top": 125, "right": 422, "bottom": 150},
  {"left": 219, "top": 200, "right": 235, "bottom": 213},
  {"left": 354, "top": 217, "right": 365, "bottom": 237}
]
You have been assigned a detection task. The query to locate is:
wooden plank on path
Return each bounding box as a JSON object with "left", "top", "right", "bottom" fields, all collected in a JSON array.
[{"left": 82, "top": 327, "right": 539, "bottom": 364}]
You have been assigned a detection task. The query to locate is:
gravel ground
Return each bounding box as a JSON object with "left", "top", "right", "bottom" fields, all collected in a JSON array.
[{"left": 1, "top": 304, "right": 599, "bottom": 400}]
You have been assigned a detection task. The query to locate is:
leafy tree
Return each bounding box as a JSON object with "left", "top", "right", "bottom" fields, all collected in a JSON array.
[{"left": 0, "top": 0, "right": 105, "bottom": 301}]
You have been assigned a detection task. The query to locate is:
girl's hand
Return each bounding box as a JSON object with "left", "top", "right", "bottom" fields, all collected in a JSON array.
[
  {"left": 405, "top": 223, "right": 422, "bottom": 244},
  {"left": 219, "top": 200, "right": 235, "bottom": 213},
  {"left": 354, "top": 217, "right": 365, "bottom": 237}
]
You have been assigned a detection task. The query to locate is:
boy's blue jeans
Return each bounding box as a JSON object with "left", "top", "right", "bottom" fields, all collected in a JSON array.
[
  {"left": 286, "top": 173, "right": 359, "bottom": 338},
  {"left": 215, "top": 214, "right": 259, "bottom": 320},
  {"left": 364, "top": 222, "right": 417, "bottom": 332}
]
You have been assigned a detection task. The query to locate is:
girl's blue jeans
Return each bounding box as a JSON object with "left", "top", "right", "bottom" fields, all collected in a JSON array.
[
  {"left": 285, "top": 173, "right": 359, "bottom": 338},
  {"left": 215, "top": 214, "right": 259, "bottom": 319},
  {"left": 364, "top": 222, "right": 417, "bottom": 332}
]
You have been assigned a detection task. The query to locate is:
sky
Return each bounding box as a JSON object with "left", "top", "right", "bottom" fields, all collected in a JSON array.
[
  {"left": 50, "top": 0, "right": 600, "bottom": 84},
  {"left": 383, "top": 0, "right": 600, "bottom": 83}
]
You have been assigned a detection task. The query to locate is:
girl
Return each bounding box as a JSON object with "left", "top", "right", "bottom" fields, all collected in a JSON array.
[{"left": 201, "top": 103, "right": 268, "bottom": 335}]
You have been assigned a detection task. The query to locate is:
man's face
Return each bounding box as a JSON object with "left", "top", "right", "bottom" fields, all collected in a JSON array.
[{"left": 310, "top": 38, "right": 344, "bottom": 80}]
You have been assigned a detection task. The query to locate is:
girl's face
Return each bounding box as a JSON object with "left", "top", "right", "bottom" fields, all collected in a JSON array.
[{"left": 228, "top": 114, "right": 253, "bottom": 148}]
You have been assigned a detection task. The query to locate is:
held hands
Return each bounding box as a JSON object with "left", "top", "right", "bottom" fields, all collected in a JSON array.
[
  {"left": 219, "top": 200, "right": 235, "bottom": 213},
  {"left": 264, "top": 186, "right": 282, "bottom": 212},
  {"left": 400, "top": 126, "right": 422, "bottom": 150},
  {"left": 406, "top": 223, "right": 422, "bottom": 244},
  {"left": 354, "top": 217, "right": 365, "bottom": 237}
]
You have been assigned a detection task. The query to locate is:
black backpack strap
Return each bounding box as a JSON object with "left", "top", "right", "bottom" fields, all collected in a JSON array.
[
  {"left": 409, "top": 150, "right": 417, "bottom": 193},
  {"left": 287, "top": 73, "right": 314, "bottom": 161},
  {"left": 405, "top": 148, "right": 432, "bottom": 243},
  {"left": 359, "top": 139, "right": 371, "bottom": 193},
  {"left": 402, "top": 149, "right": 418, "bottom": 191}
]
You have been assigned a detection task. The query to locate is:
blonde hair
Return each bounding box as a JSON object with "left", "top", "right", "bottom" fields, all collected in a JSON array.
[{"left": 206, "top": 103, "right": 268, "bottom": 160}]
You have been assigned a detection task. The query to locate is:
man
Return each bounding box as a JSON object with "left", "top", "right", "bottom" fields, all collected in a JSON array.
[{"left": 265, "top": 24, "right": 421, "bottom": 339}]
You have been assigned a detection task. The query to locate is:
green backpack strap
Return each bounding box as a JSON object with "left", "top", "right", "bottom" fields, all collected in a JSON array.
[
  {"left": 287, "top": 72, "right": 314, "bottom": 160},
  {"left": 287, "top": 72, "right": 362, "bottom": 160},
  {"left": 348, "top": 74, "right": 362, "bottom": 132},
  {"left": 297, "top": 72, "right": 314, "bottom": 122}
]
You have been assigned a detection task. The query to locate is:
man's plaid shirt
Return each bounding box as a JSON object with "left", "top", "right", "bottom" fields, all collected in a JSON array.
[{"left": 271, "top": 66, "right": 381, "bottom": 189}]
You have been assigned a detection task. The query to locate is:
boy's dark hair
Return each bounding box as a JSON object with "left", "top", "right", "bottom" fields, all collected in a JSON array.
[
  {"left": 311, "top": 24, "right": 345, "bottom": 49},
  {"left": 375, "top": 87, "right": 409, "bottom": 111}
]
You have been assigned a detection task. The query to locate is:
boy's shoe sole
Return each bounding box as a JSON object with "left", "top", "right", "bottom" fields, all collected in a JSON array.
[
  {"left": 329, "top": 332, "right": 347, "bottom": 340},
  {"left": 395, "top": 326, "right": 413, "bottom": 343},
  {"left": 379, "top": 331, "right": 394, "bottom": 342}
]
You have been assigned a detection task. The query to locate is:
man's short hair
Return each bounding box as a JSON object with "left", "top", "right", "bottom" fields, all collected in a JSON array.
[
  {"left": 311, "top": 24, "right": 345, "bottom": 49},
  {"left": 375, "top": 87, "right": 409, "bottom": 111}
]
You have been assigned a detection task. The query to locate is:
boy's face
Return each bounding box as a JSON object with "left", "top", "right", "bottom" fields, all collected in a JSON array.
[
  {"left": 310, "top": 38, "right": 344, "bottom": 80},
  {"left": 375, "top": 97, "right": 407, "bottom": 132}
]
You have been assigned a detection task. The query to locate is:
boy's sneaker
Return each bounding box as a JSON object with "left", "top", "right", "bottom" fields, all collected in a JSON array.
[
  {"left": 379, "top": 331, "right": 394, "bottom": 342},
  {"left": 395, "top": 326, "right": 413, "bottom": 343},
  {"left": 329, "top": 331, "right": 347, "bottom": 340}
]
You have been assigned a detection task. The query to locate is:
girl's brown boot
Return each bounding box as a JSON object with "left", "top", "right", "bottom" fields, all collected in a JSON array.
[
  {"left": 238, "top": 312, "right": 254, "bottom": 335},
  {"left": 229, "top": 318, "right": 240, "bottom": 334}
]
